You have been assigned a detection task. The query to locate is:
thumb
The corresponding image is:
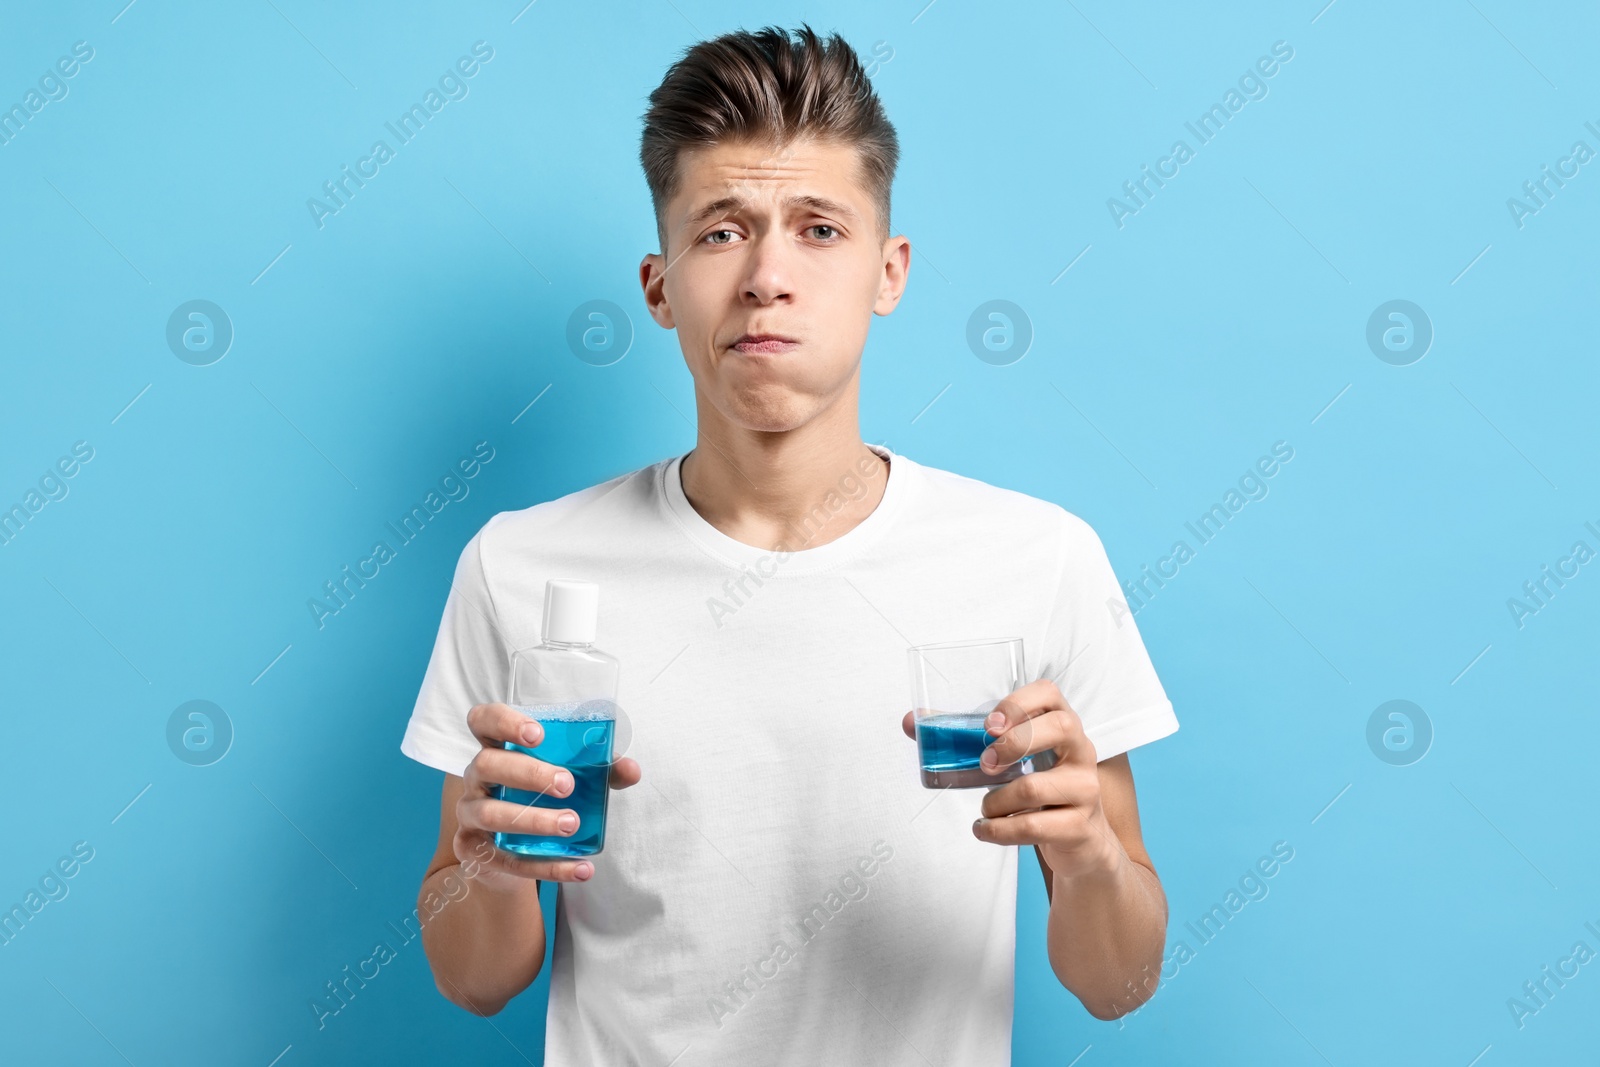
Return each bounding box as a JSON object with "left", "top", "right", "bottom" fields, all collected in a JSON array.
[
  {"left": 608, "top": 756, "right": 643, "bottom": 789},
  {"left": 901, "top": 711, "right": 916, "bottom": 739}
]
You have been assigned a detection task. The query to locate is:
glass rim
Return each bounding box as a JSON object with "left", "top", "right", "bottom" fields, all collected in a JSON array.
[{"left": 906, "top": 635, "right": 1024, "bottom": 655}]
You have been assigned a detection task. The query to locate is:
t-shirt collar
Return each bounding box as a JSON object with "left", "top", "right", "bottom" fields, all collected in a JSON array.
[{"left": 659, "top": 442, "right": 910, "bottom": 576}]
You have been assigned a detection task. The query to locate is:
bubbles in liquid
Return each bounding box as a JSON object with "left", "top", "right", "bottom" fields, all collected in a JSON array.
[{"left": 511, "top": 699, "right": 616, "bottom": 722}]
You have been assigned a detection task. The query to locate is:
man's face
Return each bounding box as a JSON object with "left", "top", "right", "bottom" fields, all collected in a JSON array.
[{"left": 640, "top": 137, "right": 910, "bottom": 434}]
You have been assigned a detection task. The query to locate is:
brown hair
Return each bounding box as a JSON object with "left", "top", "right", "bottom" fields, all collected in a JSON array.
[{"left": 639, "top": 24, "right": 898, "bottom": 253}]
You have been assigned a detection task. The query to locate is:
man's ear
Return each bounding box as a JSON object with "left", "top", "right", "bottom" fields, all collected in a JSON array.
[
  {"left": 873, "top": 234, "right": 912, "bottom": 316},
  {"left": 639, "top": 253, "right": 675, "bottom": 329}
]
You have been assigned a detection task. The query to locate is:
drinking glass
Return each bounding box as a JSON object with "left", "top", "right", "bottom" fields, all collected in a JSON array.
[{"left": 907, "top": 637, "right": 1054, "bottom": 788}]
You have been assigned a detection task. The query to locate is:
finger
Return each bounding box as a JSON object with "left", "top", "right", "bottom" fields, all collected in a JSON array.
[
  {"left": 608, "top": 756, "right": 643, "bottom": 789},
  {"left": 980, "top": 764, "right": 1098, "bottom": 818},
  {"left": 987, "top": 678, "right": 1074, "bottom": 728},
  {"left": 467, "top": 702, "right": 545, "bottom": 749},
  {"left": 454, "top": 833, "right": 505, "bottom": 873},
  {"left": 457, "top": 829, "right": 596, "bottom": 883},
  {"left": 460, "top": 795, "right": 584, "bottom": 838},
  {"left": 972, "top": 805, "right": 1091, "bottom": 847},
  {"left": 467, "top": 746, "right": 574, "bottom": 798},
  {"left": 901, "top": 710, "right": 916, "bottom": 739},
  {"left": 983, "top": 708, "right": 1095, "bottom": 772},
  {"left": 977, "top": 680, "right": 1075, "bottom": 771}
]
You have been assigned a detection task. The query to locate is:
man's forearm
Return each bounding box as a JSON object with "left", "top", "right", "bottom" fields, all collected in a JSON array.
[
  {"left": 418, "top": 863, "right": 548, "bottom": 1016},
  {"left": 1044, "top": 849, "right": 1167, "bottom": 1019}
]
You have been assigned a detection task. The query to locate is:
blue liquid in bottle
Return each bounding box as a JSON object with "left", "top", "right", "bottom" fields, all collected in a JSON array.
[
  {"left": 916, "top": 712, "right": 997, "bottom": 773},
  {"left": 495, "top": 705, "right": 615, "bottom": 859}
]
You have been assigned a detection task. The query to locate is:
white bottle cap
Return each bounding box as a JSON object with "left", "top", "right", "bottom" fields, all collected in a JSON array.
[{"left": 543, "top": 579, "right": 599, "bottom": 644}]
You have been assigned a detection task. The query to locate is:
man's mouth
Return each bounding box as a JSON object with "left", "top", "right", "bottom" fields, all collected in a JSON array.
[{"left": 729, "top": 333, "right": 799, "bottom": 355}]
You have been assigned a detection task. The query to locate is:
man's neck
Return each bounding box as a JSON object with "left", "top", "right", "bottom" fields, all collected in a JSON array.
[{"left": 679, "top": 413, "right": 890, "bottom": 554}]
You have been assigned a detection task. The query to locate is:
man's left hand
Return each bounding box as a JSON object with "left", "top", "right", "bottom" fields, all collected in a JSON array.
[{"left": 901, "top": 679, "right": 1124, "bottom": 882}]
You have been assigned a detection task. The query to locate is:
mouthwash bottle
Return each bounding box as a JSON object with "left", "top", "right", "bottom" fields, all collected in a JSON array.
[{"left": 494, "top": 579, "right": 621, "bottom": 859}]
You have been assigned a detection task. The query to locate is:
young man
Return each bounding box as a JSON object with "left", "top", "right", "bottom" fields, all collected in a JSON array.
[{"left": 400, "top": 24, "right": 1179, "bottom": 1064}]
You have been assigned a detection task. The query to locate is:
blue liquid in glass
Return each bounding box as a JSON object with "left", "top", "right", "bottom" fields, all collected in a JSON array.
[
  {"left": 916, "top": 712, "right": 997, "bottom": 773},
  {"left": 494, "top": 711, "right": 614, "bottom": 859}
]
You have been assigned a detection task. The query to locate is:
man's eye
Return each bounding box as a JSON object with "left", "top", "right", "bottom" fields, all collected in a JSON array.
[
  {"left": 704, "top": 229, "right": 737, "bottom": 245},
  {"left": 810, "top": 225, "right": 838, "bottom": 240}
]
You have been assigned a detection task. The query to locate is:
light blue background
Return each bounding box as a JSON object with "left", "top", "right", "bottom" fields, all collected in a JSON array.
[{"left": 3, "top": 1, "right": 1596, "bottom": 1063}]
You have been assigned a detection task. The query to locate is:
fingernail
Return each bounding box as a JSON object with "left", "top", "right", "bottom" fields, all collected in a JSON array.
[
  {"left": 557, "top": 812, "right": 578, "bottom": 834},
  {"left": 575, "top": 862, "right": 593, "bottom": 880},
  {"left": 980, "top": 749, "right": 997, "bottom": 769},
  {"left": 522, "top": 722, "right": 541, "bottom": 745},
  {"left": 972, "top": 819, "right": 986, "bottom": 835},
  {"left": 986, "top": 711, "right": 1005, "bottom": 731},
  {"left": 554, "top": 771, "right": 573, "bottom": 795}
]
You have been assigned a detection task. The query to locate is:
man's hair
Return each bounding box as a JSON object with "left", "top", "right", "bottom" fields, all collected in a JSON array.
[{"left": 639, "top": 24, "right": 898, "bottom": 254}]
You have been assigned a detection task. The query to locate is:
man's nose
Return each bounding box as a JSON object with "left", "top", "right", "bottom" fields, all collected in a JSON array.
[{"left": 740, "top": 230, "right": 793, "bottom": 303}]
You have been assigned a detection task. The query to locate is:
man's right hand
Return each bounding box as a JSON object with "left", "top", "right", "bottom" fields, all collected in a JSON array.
[{"left": 455, "top": 702, "right": 643, "bottom": 889}]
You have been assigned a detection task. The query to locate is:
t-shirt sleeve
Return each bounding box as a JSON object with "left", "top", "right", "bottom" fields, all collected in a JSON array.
[
  {"left": 399, "top": 524, "right": 511, "bottom": 777},
  {"left": 1035, "top": 507, "right": 1178, "bottom": 762}
]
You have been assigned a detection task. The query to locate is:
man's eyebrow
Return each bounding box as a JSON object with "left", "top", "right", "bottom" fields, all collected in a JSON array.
[{"left": 682, "top": 194, "right": 861, "bottom": 230}]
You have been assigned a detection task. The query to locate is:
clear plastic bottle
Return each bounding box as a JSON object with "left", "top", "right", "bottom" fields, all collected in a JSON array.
[{"left": 493, "top": 580, "right": 620, "bottom": 858}]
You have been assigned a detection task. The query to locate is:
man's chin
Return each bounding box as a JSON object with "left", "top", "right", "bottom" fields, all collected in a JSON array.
[{"left": 713, "top": 391, "right": 822, "bottom": 434}]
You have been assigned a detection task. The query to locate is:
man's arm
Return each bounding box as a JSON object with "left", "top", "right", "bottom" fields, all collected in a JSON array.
[
  {"left": 1032, "top": 753, "right": 1167, "bottom": 1019},
  {"left": 417, "top": 703, "right": 642, "bottom": 1016},
  {"left": 418, "top": 773, "right": 549, "bottom": 1016},
  {"left": 909, "top": 680, "right": 1170, "bottom": 1020}
]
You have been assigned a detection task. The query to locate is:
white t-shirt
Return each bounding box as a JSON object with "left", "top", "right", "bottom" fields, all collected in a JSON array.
[{"left": 400, "top": 443, "right": 1178, "bottom": 1065}]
